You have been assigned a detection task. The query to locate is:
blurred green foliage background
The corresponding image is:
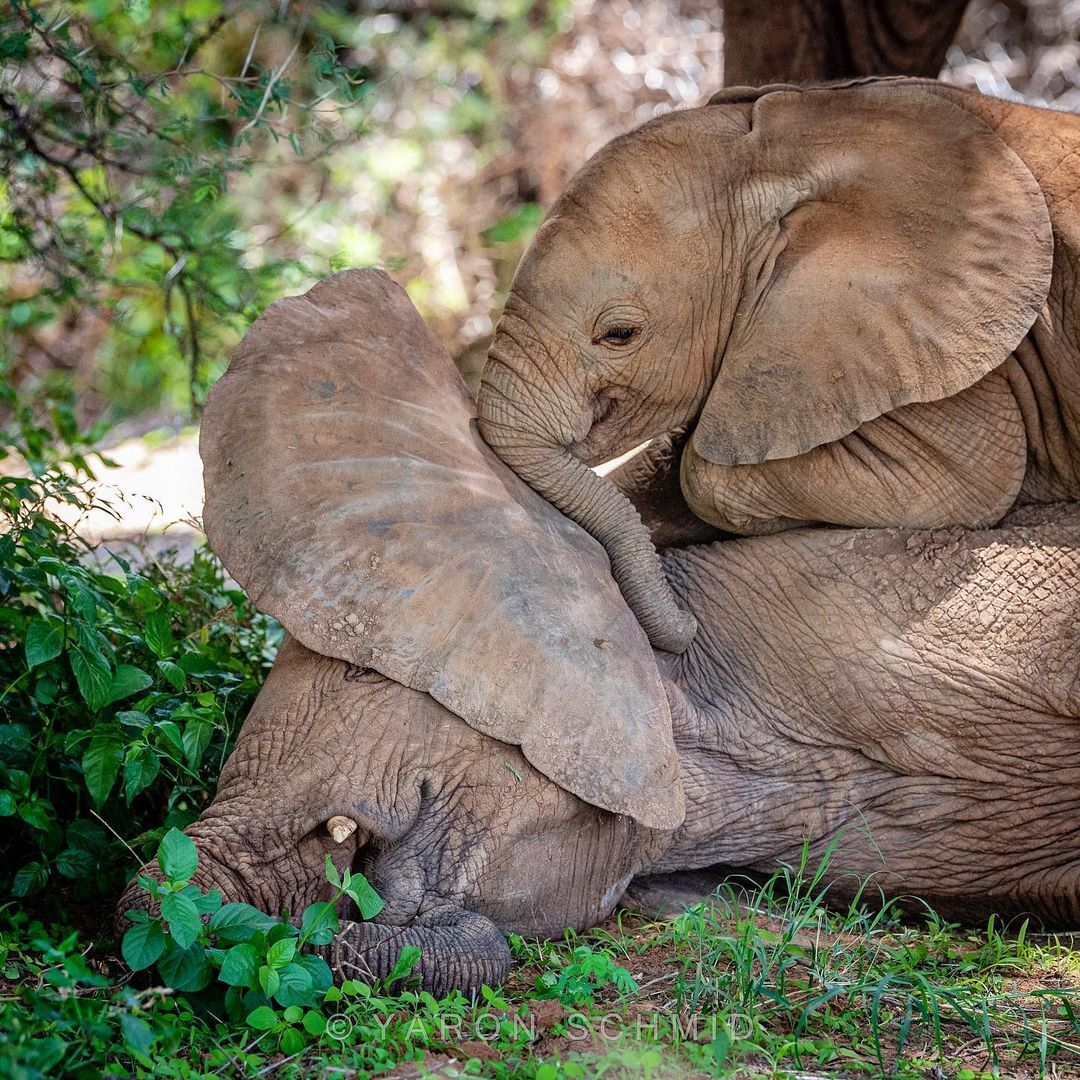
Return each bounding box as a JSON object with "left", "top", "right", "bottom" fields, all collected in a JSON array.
[
  {"left": 4, "top": 0, "right": 1077, "bottom": 432},
  {"left": 0, "top": 0, "right": 575, "bottom": 423}
]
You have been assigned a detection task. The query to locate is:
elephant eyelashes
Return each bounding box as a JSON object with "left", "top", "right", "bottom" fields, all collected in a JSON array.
[{"left": 599, "top": 326, "right": 637, "bottom": 344}]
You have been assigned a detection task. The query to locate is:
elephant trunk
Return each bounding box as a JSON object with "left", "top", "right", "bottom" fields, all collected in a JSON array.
[
  {"left": 477, "top": 360, "right": 696, "bottom": 654},
  {"left": 117, "top": 852, "right": 509, "bottom": 996},
  {"left": 319, "top": 908, "right": 511, "bottom": 998},
  {"left": 116, "top": 852, "right": 248, "bottom": 929}
]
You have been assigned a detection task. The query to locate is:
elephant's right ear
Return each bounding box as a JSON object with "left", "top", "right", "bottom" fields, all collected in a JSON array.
[
  {"left": 201, "top": 270, "right": 683, "bottom": 830},
  {"left": 694, "top": 81, "right": 1053, "bottom": 466}
]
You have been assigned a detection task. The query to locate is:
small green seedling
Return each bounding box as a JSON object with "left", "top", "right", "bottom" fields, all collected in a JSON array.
[{"left": 534, "top": 944, "right": 639, "bottom": 1006}]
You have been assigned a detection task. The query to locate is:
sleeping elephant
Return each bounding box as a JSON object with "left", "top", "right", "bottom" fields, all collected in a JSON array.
[
  {"left": 476, "top": 78, "right": 1080, "bottom": 653},
  {"left": 119, "top": 271, "right": 1080, "bottom": 995}
]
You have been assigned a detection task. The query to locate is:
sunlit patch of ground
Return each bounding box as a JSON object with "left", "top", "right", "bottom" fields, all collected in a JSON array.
[{"left": 47, "top": 428, "right": 204, "bottom": 565}]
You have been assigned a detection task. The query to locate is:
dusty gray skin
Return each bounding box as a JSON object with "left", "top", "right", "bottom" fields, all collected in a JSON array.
[
  {"left": 119, "top": 271, "right": 1080, "bottom": 995},
  {"left": 121, "top": 500, "right": 1080, "bottom": 994}
]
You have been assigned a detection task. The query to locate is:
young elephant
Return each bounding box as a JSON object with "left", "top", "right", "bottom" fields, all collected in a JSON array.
[
  {"left": 477, "top": 78, "right": 1080, "bottom": 653},
  {"left": 120, "top": 272, "right": 1080, "bottom": 994}
]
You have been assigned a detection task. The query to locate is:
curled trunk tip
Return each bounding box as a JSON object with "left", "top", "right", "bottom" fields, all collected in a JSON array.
[
  {"left": 322, "top": 909, "right": 511, "bottom": 997},
  {"left": 477, "top": 387, "right": 696, "bottom": 654}
]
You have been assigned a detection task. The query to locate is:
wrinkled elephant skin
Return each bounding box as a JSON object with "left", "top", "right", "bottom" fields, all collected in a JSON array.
[
  {"left": 477, "top": 79, "right": 1080, "bottom": 651},
  {"left": 120, "top": 268, "right": 1080, "bottom": 995}
]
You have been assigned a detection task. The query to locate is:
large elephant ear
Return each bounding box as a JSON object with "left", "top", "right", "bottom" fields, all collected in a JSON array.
[
  {"left": 201, "top": 270, "right": 682, "bottom": 830},
  {"left": 693, "top": 81, "right": 1053, "bottom": 466}
]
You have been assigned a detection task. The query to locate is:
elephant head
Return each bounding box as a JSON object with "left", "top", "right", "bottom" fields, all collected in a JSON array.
[
  {"left": 477, "top": 80, "right": 1053, "bottom": 653},
  {"left": 119, "top": 637, "right": 663, "bottom": 995},
  {"left": 118, "top": 270, "right": 681, "bottom": 994}
]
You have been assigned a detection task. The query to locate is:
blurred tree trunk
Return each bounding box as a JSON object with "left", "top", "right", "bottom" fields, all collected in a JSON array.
[{"left": 723, "top": 0, "right": 970, "bottom": 84}]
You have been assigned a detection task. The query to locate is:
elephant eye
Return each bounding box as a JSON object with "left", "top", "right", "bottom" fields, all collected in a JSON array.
[{"left": 599, "top": 325, "right": 637, "bottom": 345}]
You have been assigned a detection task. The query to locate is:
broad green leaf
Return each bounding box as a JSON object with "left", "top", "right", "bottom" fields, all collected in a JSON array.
[
  {"left": 300, "top": 902, "right": 338, "bottom": 946},
  {"left": 122, "top": 920, "right": 166, "bottom": 971},
  {"left": 259, "top": 964, "right": 281, "bottom": 997},
  {"left": 123, "top": 746, "right": 160, "bottom": 803},
  {"left": 274, "top": 962, "right": 315, "bottom": 1007},
  {"left": 157, "top": 827, "right": 198, "bottom": 883},
  {"left": 144, "top": 608, "right": 174, "bottom": 657},
  {"left": 193, "top": 888, "right": 222, "bottom": 916},
  {"left": 18, "top": 798, "right": 55, "bottom": 831},
  {"left": 90, "top": 570, "right": 127, "bottom": 598},
  {"left": 82, "top": 733, "right": 122, "bottom": 805},
  {"left": 161, "top": 891, "right": 202, "bottom": 950},
  {"left": 178, "top": 651, "right": 218, "bottom": 676},
  {"left": 266, "top": 922, "right": 297, "bottom": 946},
  {"left": 709, "top": 1032, "right": 730, "bottom": 1068},
  {"left": 119, "top": 1012, "right": 155, "bottom": 1058},
  {"left": 116, "top": 710, "right": 151, "bottom": 729},
  {"left": 126, "top": 573, "right": 161, "bottom": 614},
  {"left": 55, "top": 847, "right": 96, "bottom": 878},
  {"left": 157, "top": 941, "right": 212, "bottom": 992},
  {"left": 71, "top": 646, "right": 113, "bottom": 710},
  {"left": 224, "top": 984, "right": 245, "bottom": 1020},
  {"left": 303, "top": 1010, "right": 327, "bottom": 1036},
  {"left": 219, "top": 943, "right": 259, "bottom": 987},
  {"left": 107, "top": 664, "right": 153, "bottom": 704},
  {"left": 0, "top": 791, "right": 15, "bottom": 816},
  {"left": 24, "top": 618, "right": 64, "bottom": 668},
  {"left": 387, "top": 944, "right": 422, "bottom": 984},
  {"left": 345, "top": 872, "right": 384, "bottom": 920},
  {"left": 279, "top": 1026, "right": 305, "bottom": 1055},
  {"left": 266, "top": 937, "right": 296, "bottom": 969},
  {"left": 182, "top": 716, "right": 212, "bottom": 768},
  {"left": 157, "top": 660, "right": 186, "bottom": 689},
  {"left": 483, "top": 202, "right": 543, "bottom": 245},
  {"left": 246, "top": 1005, "right": 279, "bottom": 1031},
  {"left": 62, "top": 574, "right": 98, "bottom": 624},
  {"left": 324, "top": 853, "right": 341, "bottom": 889},
  {"left": 296, "top": 952, "right": 333, "bottom": 995},
  {"left": 12, "top": 861, "right": 48, "bottom": 897},
  {"left": 67, "top": 818, "right": 107, "bottom": 851},
  {"left": 209, "top": 903, "right": 278, "bottom": 943},
  {"left": 0, "top": 724, "right": 31, "bottom": 764},
  {"left": 155, "top": 719, "right": 185, "bottom": 756},
  {"left": 33, "top": 678, "right": 58, "bottom": 705}
]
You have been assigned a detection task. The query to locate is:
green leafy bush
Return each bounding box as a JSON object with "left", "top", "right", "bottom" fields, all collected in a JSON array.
[
  {"left": 533, "top": 944, "right": 639, "bottom": 1006},
  {"left": 0, "top": 387, "right": 280, "bottom": 908},
  {"left": 1, "top": 0, "right": 372, "bottom": 416},
  {"left": 120, "top": 827, "right": 394, "bottom": 1043}
]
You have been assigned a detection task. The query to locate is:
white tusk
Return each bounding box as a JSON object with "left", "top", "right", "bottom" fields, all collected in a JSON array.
[{"left": 327, "top": 815, "right": 358, "bottom": 844}]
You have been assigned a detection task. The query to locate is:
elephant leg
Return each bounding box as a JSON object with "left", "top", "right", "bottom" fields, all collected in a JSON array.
[
  {"left": 722, "top": 0, "right": 970, "bottom": 85},
  {"left": 681, "top": 369, "right": 1027, "bottom": 535}
]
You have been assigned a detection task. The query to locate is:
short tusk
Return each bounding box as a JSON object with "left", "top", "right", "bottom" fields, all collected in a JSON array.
[{"left": 327, "top": 816, "right": 358, "bottom": 844}]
